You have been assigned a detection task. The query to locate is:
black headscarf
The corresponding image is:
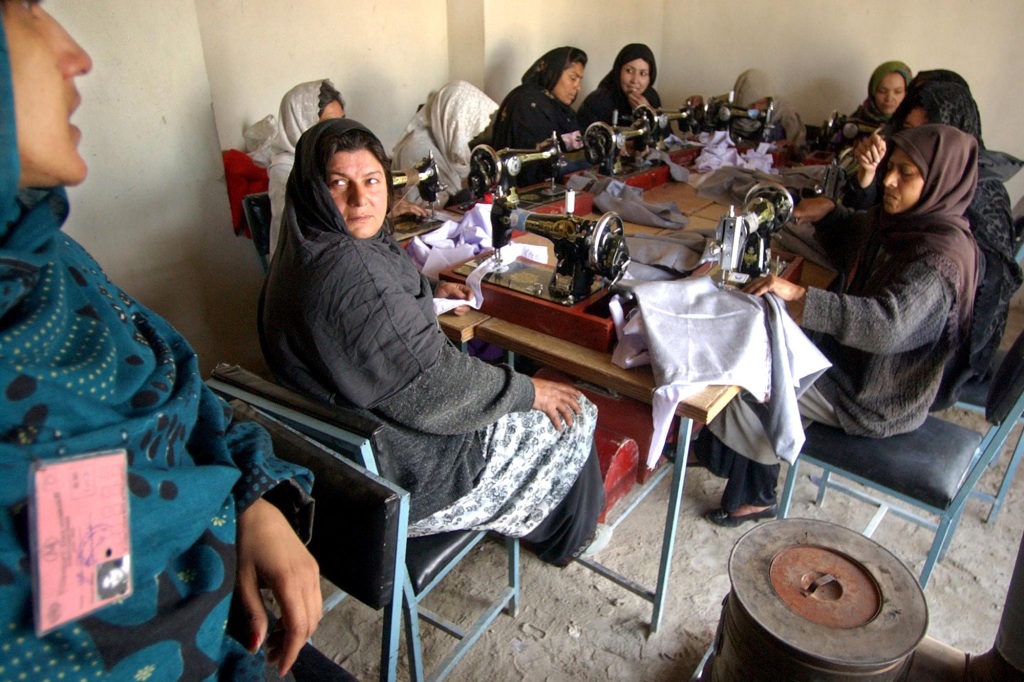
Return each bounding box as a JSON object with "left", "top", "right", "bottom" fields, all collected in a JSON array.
[
  {"left": 285, "top": 117, "right": 394, "bottom": 240},
  {"left": 521, "top": 46, "right": 588, "bottom": 92},
  {"left": 263, "top": 118, "right": 443, "bottom": 408},
  {"left": 891, "top": 79, "right": 983, "bottom": 148},
  {"left": 878, "top": 124, "right": 979, "bottom": 332},
  {"left": 598, "top": 43, "right": 657, "bottom": 98}
]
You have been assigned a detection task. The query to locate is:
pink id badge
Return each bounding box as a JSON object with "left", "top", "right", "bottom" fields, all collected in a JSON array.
[{"left": 29, "top": 449, "right": 132, "bottom": 636}]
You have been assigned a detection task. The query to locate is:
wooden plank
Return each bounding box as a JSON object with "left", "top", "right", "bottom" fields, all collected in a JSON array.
[
  {"left": 439, "top": 309, "right": 490, "bottom": 344},
  {"left": 475, "top": 317, "right": 738, "bottom": 424}
]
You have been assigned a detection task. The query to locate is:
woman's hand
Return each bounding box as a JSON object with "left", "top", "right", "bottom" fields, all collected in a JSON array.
[
  {"left": 626, "top": 91, "right": 651, "bottom": 110},
  {"left": 391, "top": 197, "right": 428, "bottom": 219},
  {"left": 530, "top": 378, "right": 584, "bottom": 430},
  {"left": 743, "top": 274, "right": 806, "bottom": 303},
  {"left": 793, "top": 197, "right": 836, "bottom": 225},
  {"left": 434, "top": 281, "right": 474, "bottom": 316},
  {"left": 235, "top": 498, "right": 322, "bottom": 677},
  {"left": 854, "top": 131, "right": 886, "bottom": 188}
]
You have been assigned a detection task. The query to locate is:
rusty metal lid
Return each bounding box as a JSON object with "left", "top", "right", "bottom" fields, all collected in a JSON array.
[
  {"left": 727, "top": 520, "right": 927, "bottom": 668},
  {"left": 769, "top": 544, "right": 880, "bottom": 628}
]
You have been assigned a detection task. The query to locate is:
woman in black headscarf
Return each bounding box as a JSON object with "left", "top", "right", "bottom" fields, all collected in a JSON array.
[
  {"left": 838, "top": 75, "right": 1022, "bottom": 402},
  {"left": 260, "top": 118, "right": 606, "bottom": 565},
  {"left": 578, "top": 43, "right": 661, "bottom": 129},
  {"left": 698, "top": 124, "right": 980, "bottom": 526},
  {"left": 491, "top": 46, "right": 588, "bottom": 186}
]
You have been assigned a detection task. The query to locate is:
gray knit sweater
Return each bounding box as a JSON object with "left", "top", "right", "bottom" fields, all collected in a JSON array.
[{"left": 802, "top": 207, "right": 961, "bottom": 438}]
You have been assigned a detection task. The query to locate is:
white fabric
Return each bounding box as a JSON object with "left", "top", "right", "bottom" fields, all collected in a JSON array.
[
  {"left": 392, "top": 81, "right": 498, "bottom": 207},
  {"left": 423, "top": 203, "right": 549, "bottom": 315},
  {"left": 610, "top": 277, "right": 830, "bottom": 468},
  {"left": 694, "top": 130, "right": 776, "bottom": 173},
  {"left": 267, "top": 80, "right": 335, "bottom": 256}
]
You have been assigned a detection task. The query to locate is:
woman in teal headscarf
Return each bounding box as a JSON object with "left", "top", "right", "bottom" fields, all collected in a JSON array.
[
  {"left": 0, "top": 3, "right": 321, "bottom": 679},
  {"left": 851, "top": 60, "right": 913, "bottom": 125}
]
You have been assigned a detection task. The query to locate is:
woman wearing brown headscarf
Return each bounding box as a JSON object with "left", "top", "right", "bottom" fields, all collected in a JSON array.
[{"left": 696, "top": 124, "right": 980, "bottom": 526}]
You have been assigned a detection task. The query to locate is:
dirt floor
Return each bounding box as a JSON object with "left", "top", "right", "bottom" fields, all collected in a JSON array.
[{"left": 306, "top": 306, "right": 1024, "bottom": 682}]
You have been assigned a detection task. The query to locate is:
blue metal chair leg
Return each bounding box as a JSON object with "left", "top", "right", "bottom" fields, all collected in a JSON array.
[
  {"left": 650, "top": 417, "right": 694, "bottom": 633},
  {"left": 987, "top": 429, "right": 1024, "bottom": 524}
]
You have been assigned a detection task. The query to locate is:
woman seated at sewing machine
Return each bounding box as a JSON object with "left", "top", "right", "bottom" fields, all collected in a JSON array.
[
  {"left": 692, "top": 69, "right": 807, "bottom": 149},
  {"left": 827, "top": 73, "right": 1022, "bottom": 400},
  {"left": 695, "top": 124, "right": 979, "bottom": 526},
  {"left": 578, "top": 43, "right": 661, "bottom": 130},
  {"left": 260, "top": 118, "right": 609, "bottom": 565},
  {"left": 492, "top": 46, "right": 588, "bottom": 187},
  {"left": 392, "top": 81, "right": 498, "bottom": 208},
  {"left": 851, "top": 61, "right": 913, "bottom": 128}
]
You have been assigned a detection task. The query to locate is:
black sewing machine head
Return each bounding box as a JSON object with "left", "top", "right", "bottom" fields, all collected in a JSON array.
[
  {"left": 653, "top": 103, "right": 700, "bottom": 138},
  {"left": 489, "top": 189, "right": 630, "bottom": 304},
  {"left": 467, "top": 134, "right": 563, "bottom": 199},
  {"left": 700, "top": 93, "right": 776, "bottom": 144},
  {"left": 391, "top": 152, "right": 444, "bottom": 204},
  {"left": 712, "top": 182, "right": 794, "bottom": 286},
  {"left": 583, "top": 105, "right": 658, "bottom": 176},
  {"left": 813, "top": 110, "right": 878, "bottom": 153}
]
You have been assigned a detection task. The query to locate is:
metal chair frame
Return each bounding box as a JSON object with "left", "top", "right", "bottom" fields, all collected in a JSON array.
[
  {"left": 779, "top": 329, "right": 1024, "bottom": 588},
  {"left": 209, "top": 365, "right": 520, "bottom": 682}
]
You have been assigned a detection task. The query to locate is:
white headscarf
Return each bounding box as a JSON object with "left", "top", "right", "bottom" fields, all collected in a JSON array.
[
  {"left": 267, "top": 79, "right": 343, "bottom": 255},
  {"left": 392, "top": 81, "right": 498, "bottom": 204}
]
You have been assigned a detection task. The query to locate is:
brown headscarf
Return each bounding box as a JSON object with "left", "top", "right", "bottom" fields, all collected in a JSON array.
[{"left": 878, "top": 123, "right": 979, "bottom": 333}]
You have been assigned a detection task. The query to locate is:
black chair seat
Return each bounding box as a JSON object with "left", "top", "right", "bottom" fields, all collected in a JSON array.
[
  {"left": 803, "top": 417, "right": 983, "bottom": 509},
  {"left": 407, "top": 530, "right": 481, "bottom": 594}
]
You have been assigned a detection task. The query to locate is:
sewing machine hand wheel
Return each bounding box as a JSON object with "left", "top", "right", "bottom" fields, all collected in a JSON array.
[
  {"left": 468, "top": 144, "right": 501, "bottom": 198},
  {"left": 584, "top": 122, "right": 616, "bottom": 165},
  {"left": 589, "top": 212, "right": 630, "bottom": 285},
  {"left": 743, "top": 183, "right": 794, "bottom": 231}
]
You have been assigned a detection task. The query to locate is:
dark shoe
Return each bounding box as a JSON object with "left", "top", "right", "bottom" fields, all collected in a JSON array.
[{"left": 704, "top": 505, "right": 777, "bottom": 528}]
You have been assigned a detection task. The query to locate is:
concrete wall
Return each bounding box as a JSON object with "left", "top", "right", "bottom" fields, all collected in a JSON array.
[{"left": 45, "top": 0, "right": 1024, "bottom": 375}]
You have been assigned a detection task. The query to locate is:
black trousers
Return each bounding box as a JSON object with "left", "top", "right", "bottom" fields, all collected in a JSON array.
[
  {"left": 522, "top": 443, "right": 604, "bottom": 565},
  {"left": 693, "top": 427, "right": 779, "bottom": 513}
]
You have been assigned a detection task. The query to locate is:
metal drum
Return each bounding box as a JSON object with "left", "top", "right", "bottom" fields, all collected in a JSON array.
[{"left": 706, "top": 520, "right": 927, "bottom": 682}]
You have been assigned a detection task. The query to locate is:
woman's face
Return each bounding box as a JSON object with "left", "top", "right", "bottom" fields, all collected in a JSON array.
[
  {"left": 551, "top": 62, "right": 584, "bottom": 106},
  {"left": 327, "top": 149, "right": 388, "bottom": 239},
  {"left": 3, "top": 2, "right": 93, "bottom": 188},
  {"left": 619, "top": 58, "right": 651, "bottom": 99},
  {"left": 873, "top": 72, "right": 907, "bottom": 116},
  {"left": 902, "top": 107, "right": 929, "bottom": 129},
  {"left": 882, "top": 148, "right": 925, "bottom": 214}
]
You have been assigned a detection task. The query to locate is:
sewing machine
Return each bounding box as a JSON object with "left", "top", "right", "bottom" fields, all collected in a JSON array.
[
  {"left": 699, "top": 92, "right": 776, "bottom": 144},
  {"left": 487, "top": 188, "right": 630, "bottom": 305},
  {"left": 467, "top": 134, "right": 564, "bottom": 200},
  {"left": 390, "top": 153, "right": 447, "bottom": 239},
  {"left": 711, "top": 183, "right": 794, "bottom": 286},
  {"left": 653, "top": 103, "right": 701, "bottom": 139},
  {"left": 440, "top": 188, "right": 630, "bottom": 350},
  {"left": 813, "top": 111, "right": 879, "bottom": 153},
  {"left": 583, "top": 105, "right": 657, "bottom": 176}
]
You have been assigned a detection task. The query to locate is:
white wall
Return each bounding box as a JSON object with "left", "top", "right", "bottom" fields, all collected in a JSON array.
[
  {"left": 42, "top": 0, "right": 1024, "bottom": 376},
  {"left": 52, "top": 0, "right": 268, "bottom": 376},
  {"left": 657, "top": 0, "right": 1024, "bottom": 201},
  {"left": 195, "top": 0, "right": 450, "bottom": 154}
]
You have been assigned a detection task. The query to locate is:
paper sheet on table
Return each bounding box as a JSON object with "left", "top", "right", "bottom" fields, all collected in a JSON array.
[{"left": 432, "top": 242, "right": 549, "bottom": 316}]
